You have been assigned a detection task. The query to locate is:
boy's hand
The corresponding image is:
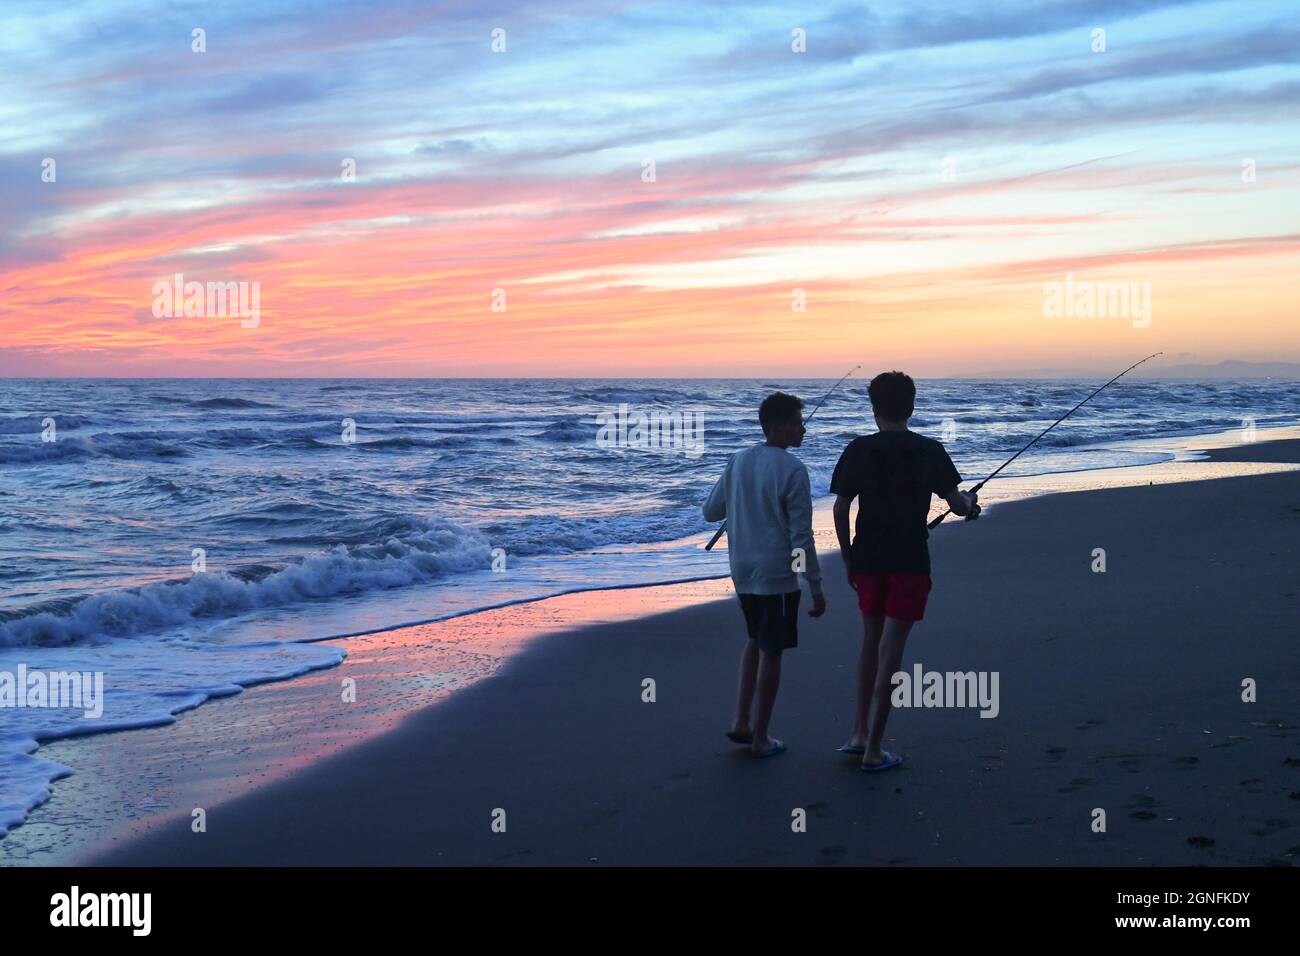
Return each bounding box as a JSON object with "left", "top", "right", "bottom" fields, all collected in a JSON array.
[
  {"left": 846, "top": 566, "right": 858, "bottom": 591},
  {"left": 808, "top": 593, "right": 827, "bottom": 618}
]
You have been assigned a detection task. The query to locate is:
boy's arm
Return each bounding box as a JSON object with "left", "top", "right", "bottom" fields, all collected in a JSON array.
[
  {"left": 702, "top": 459, "right": 728, "bottom": 522},
  {"left": 942, "top": 485, "right": 979, "bottom": 517},
  {"left": 786, "top": 467, "right": 824, "bottom": 605},
  {"left": 828, "top": 443, "right": 858, "bottom": 591},
  {"left": 935, "top": 440, "right": 977, "bottom": 517},
  {"left": 935, "top": 442, "right": 978, "bottom": 517},
  {"left": 833, "top": 494, "right": 856, "bottom": 590}
]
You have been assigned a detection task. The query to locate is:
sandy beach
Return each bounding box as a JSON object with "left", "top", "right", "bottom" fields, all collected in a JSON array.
[{"left": 74, "top": 438, "right": 1300, "bottom": 867}]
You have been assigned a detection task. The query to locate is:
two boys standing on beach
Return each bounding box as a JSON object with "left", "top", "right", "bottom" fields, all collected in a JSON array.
[{"left": 703, "top": 372, "right": 978, "bottom": 770}]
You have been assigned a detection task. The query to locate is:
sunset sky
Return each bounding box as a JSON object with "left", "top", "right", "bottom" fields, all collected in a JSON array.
[{"left": 2, "top": 0, "right": 1297, "bottom": 377}]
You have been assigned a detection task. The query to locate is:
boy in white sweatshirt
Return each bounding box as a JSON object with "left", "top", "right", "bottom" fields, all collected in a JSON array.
[{"left": 703, "top": 392, "right": 827, "bottom": 758}]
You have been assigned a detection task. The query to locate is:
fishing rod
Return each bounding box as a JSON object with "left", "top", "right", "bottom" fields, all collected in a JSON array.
[
  {"left": 927, "top": 352, "right": 1163, "bottom": 530},
  {"left": 704, "top": 364, "right": 861, "bottom": 551}
]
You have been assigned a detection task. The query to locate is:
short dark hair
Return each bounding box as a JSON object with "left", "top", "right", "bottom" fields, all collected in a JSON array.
[
  {"left": 758, "top": 391, "right": 804, "bottom": 435},
  {"left": 868, "top": 371, "right": 915, "bottom": 422}
]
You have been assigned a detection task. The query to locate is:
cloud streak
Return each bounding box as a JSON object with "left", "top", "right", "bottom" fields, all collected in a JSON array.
[{"left": 1, "top": 0, "right": 1297, "bottom": 375}]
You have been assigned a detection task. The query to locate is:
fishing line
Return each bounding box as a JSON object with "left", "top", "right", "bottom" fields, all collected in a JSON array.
[{"left": 928, "top": 352, "right": 1164, "bottom": 530}]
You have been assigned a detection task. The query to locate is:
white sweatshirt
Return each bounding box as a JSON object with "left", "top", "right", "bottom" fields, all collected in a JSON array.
[{"left": 702, "top": 442, "right": 823, "bottom": 596}]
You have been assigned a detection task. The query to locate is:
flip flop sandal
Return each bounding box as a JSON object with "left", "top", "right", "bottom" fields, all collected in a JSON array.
[{"left": 860, "top": 751, "right": 904, "bottom": 773}]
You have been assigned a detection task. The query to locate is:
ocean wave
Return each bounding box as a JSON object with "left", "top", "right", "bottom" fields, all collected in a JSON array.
[
  {"left": 350, "top": 434, "right": 514, "bottom": 450},
  {"left": 980, "top": 411, "right": 1055, "bottom": 424},
  {"left": 259, "top": 512, "right": 460, "bottom": 547},
  {"left": 0, "top": 516, "right": 491, "bottom": 647},
  {"left": 533, "top": 417, "right": 594, "bottom": 442},
  {"left": 575, "top": 387, "right": 713, "bottom": 405},
  {"left": 1038, "top": 432, "right": 1102, "bottom": 448},
  {"left": 209, "top": 500, "right": 343, "bottom": 527},
  {"left": 262, "top": 431, "right": 493, "bottom": 452},
  {"left": 0, "top": 433, "right": 188, "bottom": 465},
  {"left": 190, "top": 397, "right": 277, "bottom": 409},
  {"left": 0, "top": 415, "right": 92, "bottom": 435}
]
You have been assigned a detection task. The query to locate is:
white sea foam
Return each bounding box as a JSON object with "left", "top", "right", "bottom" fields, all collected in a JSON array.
[
  {"left": 0, "top": 518, "right": 493, "bottom": 648},
  {"left": 0, "top": 640, "right": 345, "bottom": 838}
]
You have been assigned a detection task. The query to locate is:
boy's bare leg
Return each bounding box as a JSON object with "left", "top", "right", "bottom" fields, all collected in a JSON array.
[
  {"left": 751, "top": 649, "right": 784, "bottom": 754},
  {"left": 729, "top": 638, "right": 759, "bottom": 738},
  {"left": 863, "top": 617, "right": 915, "bottom": 766},
  {"left": 843, "top": 614, "right": 885, "bottom": 750}
]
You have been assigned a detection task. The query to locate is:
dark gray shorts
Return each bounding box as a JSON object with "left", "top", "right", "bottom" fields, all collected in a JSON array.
[{"left": 737, "top": 590, "right": 801, "bottom": 655}]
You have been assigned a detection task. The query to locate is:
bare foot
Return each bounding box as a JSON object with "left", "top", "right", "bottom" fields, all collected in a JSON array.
[{"left": 751, "top": 736, "right": 786, "bottom": 758}]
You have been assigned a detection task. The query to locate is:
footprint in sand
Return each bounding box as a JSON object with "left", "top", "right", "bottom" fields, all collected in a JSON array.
[
  {"left": 581, "top": 800, "right": 628, "bottom": 828},
  {"left": 1174, "top": 756, "right": 1199, "bottom": 769},
  {"left": 805, "top": 800, "right": 831, "bottom": 819},
  {"left": 1250, "top": 818, "right": 1292, "bottom": 837},
  {"left": 1045, "top": 746, "right": 1067, "bottom": 760},
  {"left": 1124, "top": 794, "right": 1162, "bottom": 812},
  {"left": 818, "top": 845, "right": 847, "bottom": 863},
  {"left": 653, "top": 772, "right": 693, "bottom": 794},
  {"left": 1130, "top": 810, "right": 1158, "bottom": 821},
  {"left": 495, "top": 848, "right": 536, "bottom": 861},
  {"left": 1076, "top": 719, "right": 1105, "bottom": 731},
  {"left": 1250, "top": 719, "right": 1296, "bottom": 735},
  {"left": 1187, "top": 835, "right": 1215, "bottom": 848},
  {"left": 1057, "top": 777, "right": 1091, "bottom": 794},
  {"left": 1089, "top": 753, "right": 1147, "bottom": 773}
]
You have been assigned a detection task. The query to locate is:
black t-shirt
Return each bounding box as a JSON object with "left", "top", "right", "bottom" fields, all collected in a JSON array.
[{"left": 829, "top": 430, "right": 961, "bottom": 574}]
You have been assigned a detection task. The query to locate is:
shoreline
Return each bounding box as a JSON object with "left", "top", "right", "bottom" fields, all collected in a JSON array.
[{"left": 3, "top": 428, "right": 1299, "bottom": 865}]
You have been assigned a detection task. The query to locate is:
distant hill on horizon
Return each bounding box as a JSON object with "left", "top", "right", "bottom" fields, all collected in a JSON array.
[{"left": 959, "top": 360, "right": 1300, "bottom": 380}]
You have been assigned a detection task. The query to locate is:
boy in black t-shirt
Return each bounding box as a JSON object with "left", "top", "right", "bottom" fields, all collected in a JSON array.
[{"left": 829, "top": 371, "right": 979, "bottom": 772}]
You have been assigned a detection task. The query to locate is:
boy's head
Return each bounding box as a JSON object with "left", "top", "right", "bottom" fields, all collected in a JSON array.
[
  {"left": 759, "top": 391, "right": 805, "bottom": 447},
  {"left": 868, "top": 371, "right": 915, "bottom": 427}
]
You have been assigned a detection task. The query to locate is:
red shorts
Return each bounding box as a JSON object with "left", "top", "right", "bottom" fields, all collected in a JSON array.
[{"left": 853, "top": 573, "right": 932, "bottom": 622}]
